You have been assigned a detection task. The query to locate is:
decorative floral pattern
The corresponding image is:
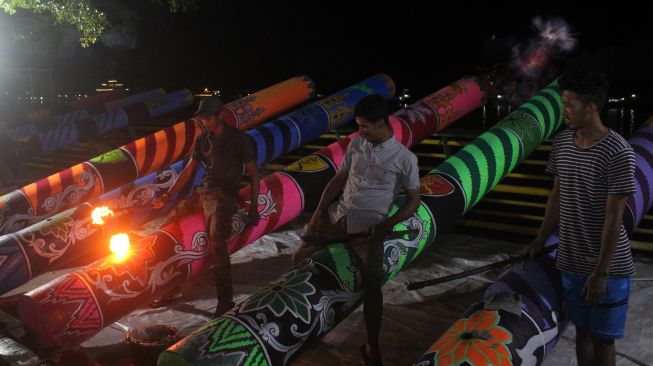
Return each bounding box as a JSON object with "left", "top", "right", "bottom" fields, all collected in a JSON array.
[
  {"left": 428, "top": 310, "right": 512, "bottom": 366},
  {"left": 317, "top": 92, "right": 351, "bottom": 127},
  {"left": 41, "top": 171, "right": 98, "bottom": 214},
  {"left": 231, "top": 191, "right": 277, "bottom": 235},
  {"left": 395, "top": 104, "right": 434, "bottom": 125},
  {"left": 26, "top": 210, "right": 95, "bottom": 263},
  {"left": 497, "top": 111, "right": 542, "bottom": 153},
  {"left": 82, "top": 232, "right": 207, "bottom": 303},
  {"left": 225, "top": 94, "right": 265, "bottom": 126},
  {"left": 239, "top": 269, "right": 316, "bottom": 324},
  {"left": 285, "top": 155, "right": 329, "bottom": 172}
]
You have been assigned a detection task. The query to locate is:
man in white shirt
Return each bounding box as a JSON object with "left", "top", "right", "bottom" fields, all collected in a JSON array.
[{"left": 292, "top": 94, "right": 421, "bottom": 366}]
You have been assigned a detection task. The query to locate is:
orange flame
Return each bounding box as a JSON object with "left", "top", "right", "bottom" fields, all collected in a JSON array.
[
  {"left": 92, "top": 206, "right": 114, "bottom": 225},
  {"left": 110, "top": 233, "right": 131, "bottom": 262}
]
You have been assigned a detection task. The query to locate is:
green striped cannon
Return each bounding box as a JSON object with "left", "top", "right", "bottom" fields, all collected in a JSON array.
[{"left": 157, "top": 81, "right": 563, "bottom": 366}]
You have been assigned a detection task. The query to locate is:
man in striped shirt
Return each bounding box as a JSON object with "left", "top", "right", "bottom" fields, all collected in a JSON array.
[
  {"left": 292, "top": 94, "right": 421, "bottom": 366},
  {"left": 525, "top": 72, "right": 636, "bottom": 366}
]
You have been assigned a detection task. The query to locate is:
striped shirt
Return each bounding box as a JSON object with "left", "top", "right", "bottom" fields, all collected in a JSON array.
[
  {"left": 329, "top": 135, "right": 420, "bottom": 234},
  {"left": 546, "top": 128, "right": 636, "bottom": 276}
]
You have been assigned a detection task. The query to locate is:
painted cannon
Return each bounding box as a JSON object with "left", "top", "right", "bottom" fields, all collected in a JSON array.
[
  {"left": 8, "top": 89, "right": 167, "bottom": 140},
  {"left": 16, "top": 77, "right": 482, "bottom": 352},
  {"left": 0, "top": 74, "right": 393, "bottom": 295},
  {"left": 0, "top": 76, "right": 317, "bottom": 236},
  {"left": 22, "top": 89, "right": 125, "bottom": 126},
  {"left": 156, "top": 80, "right": 559, "bottom": 366},
  {"left": 14, "top": 89, "right": 193, "bottom": 156},
  {"left": 416, "top": 117, "right": 653, "bottom": 366}
]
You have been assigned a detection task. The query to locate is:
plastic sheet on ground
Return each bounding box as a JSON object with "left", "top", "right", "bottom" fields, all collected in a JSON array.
[{"left": 5, "top": 222, "right": 652, "bottom": 366}]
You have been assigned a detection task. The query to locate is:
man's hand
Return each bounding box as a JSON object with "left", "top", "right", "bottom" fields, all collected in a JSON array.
[
  {"left": 582, "top": 272, "right": 608, "bottom": 305},
  {"left": 302, "top": 214, "right": 322, "bottom": 240},
  {"left": 522, "top": 237, "right": 546, "bottom": 268},
  {"left": 368, "top": 221, "right": 392, "bottom": 241},
  {"left": 152, "top": 193, "right": 170, "bottom": 209},
  {"left": 247, "top": 206, "right": 260, "bottom": 227}
]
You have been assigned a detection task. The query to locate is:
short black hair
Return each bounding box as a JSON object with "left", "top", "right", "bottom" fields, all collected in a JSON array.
[
  {"left": 559, "top": 71, "right": 609, "bottom": 112},
  {"left": 354, "top": 94, "right": 389, "bottom": 125}
]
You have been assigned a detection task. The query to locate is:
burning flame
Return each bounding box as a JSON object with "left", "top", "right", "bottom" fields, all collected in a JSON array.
[
  {"left": 92, "top": 206, "right": 114, "bottom": 225},
  {"left": 110, "top": 233, "right": 131, "bottom": 262}
]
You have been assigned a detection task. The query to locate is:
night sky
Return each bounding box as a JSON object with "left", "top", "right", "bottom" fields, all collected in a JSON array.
[{"left": 1, "top": 1, "right": 651, "bottom": 102}]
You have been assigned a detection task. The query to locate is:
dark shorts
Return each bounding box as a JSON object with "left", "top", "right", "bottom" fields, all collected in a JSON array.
[{"left": 561, "top": 271, "right": 631, "bottom": 339}]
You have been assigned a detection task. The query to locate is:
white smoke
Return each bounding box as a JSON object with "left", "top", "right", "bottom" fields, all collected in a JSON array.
[
  {"left": 99, "top": 24, "right": 137, "bottom": 49},
  {"left": 500, "top": 16, "right": 578, "bottom": 102},
  {"left": 533, "top": 16, "right": 577, "bottom": 51},
  {"left": 512, "top": 16, "right": 577, "bottom": 77}
]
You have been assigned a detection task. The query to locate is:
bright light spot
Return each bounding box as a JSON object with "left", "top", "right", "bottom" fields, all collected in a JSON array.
[
  {"left": 631, "top": 94, "right": 637, "bottom": 99},
  {"left": 110, "top": 233, "right": 131, "bottom": 262},
  {"left": 497, "top": 94, "right": 503, "bottom": 99},
  {"left": 91, "top": 206, "right": 114, "bottom": 225}
]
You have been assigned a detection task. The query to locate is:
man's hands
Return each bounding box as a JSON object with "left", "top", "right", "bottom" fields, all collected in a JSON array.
[
  {"left": 247, "top": 204, "right": 260, "bottom": 227},
  {"left": 522, "top": 236, "right": 546, "bottom": 268},
  {"left": 302, "top": 213, "right": 322, "bottom": 240},
  {"left": 582, "top": 272, "right": 608, "bottom": 305},
  {"left": 367, "top": 221, "right": 393, "bottom": 240}
]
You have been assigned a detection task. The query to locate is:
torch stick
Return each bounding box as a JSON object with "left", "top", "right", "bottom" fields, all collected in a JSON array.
[
  {"left": 405, "top": 244, "right": 558, "bottom": 290},
  {"left": 300, "top": 228, "right": 419, "bottom": 242}
]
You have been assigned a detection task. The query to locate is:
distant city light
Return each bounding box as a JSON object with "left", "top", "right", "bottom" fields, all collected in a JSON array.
[
  {"left": 631, "top": 94, "right": 637, "bottom": 99},
  {"left": 96, "top": 79, "right": 125, "bottom": 92},
  {"left": 497, "top": 94, "right": 503, "bottom": 99},
  {"left": 195, "top": 87, "right": 222, "bottom": 97}
]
